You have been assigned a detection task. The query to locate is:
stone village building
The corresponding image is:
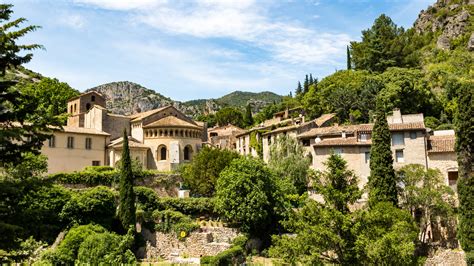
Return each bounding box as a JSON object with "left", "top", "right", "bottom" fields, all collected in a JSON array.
[{"left": 41, "top": 91, "right": 206, "bottom": 173}]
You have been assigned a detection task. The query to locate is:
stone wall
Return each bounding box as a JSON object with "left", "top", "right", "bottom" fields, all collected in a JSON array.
[
  {"left": 424, "top": 248, "right": 466, "bottom": 266},
  {"left": 142, "top": 227, "right": 240, "bottom": 261}
]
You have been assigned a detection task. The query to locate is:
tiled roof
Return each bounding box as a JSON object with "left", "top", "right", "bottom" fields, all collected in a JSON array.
[
  {"left": 313, "top": 137, "right": 372, "bottom": 147},
  {"left": 314, "top": 113, "right": 336, "bottom": 127},
  {"left": 142, "top": 115, "right": 201, "bottom": 129},
  {"left": 428, "top": 136, "right": 455, "bottom": 153},
  {"left": 61, "top": 126, "right": 110, "bottom": 136},
  {"left": 128, "top": 106, "right": 171, "bottom": 122},
  {"left": 67, "top": 90, "right": 104, "bottom": 101},
  {"left": 108, "top": 136, "right": 149, "bottom": 149}
]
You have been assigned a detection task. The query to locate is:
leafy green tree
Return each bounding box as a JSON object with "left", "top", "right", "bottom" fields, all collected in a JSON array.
[
  {"left": 196, "top": 113, "right": 216, "bottom": 128},
  {"left": 353, "top": 202, "right": 418, "bottom": 265},
  {"left": 118, "top": 130, "right": 136, "bottom": 231},
  {"left": 0, "top": 4, "right": 62, "bottom": 166},
  {"left": 181, "top": 146, "right": 240, "bottom": 197},
  {"left": 269, "top": 154, "right": 362, "bottom": 264},
  {"left": 20, "top": 77, "right": 79, "bottom": 121},
  {"left": 268, "top": 135, "right": 311, "bottom": 195},
  {"left": 215, "top": 157, "right": 289, "bottom": 237},
  {"left": 243, "top": 103, "right": 254, "bottom": 127},
  {"left": 456, "top": 82, "right": 474, "bottom": 262},
  {"left": 397, "top": 164, "right": 456, "bottom": 243},
  {"left": 215, "top": 107, "right": 244, "bottom": 128},
  {"left": 368, "top": 101, "right": 397, "bottom": 206},
  {"left": 3, "top": 152, "right": 47, "bottom": 179}
]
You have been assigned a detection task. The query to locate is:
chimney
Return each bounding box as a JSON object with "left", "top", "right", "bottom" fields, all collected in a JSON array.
[{"left": 392, "top": 108, "right": 402, "bottom": 123}]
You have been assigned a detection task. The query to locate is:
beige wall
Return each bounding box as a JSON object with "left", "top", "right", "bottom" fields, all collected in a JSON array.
[
  {"left": 428, "top": 152, "right": 458, "bottom": 188},
  {"left": 391, "top": 130, "right": 427, "bottom": 171},
  {"left": 41, "top": 132, "right": 107, "bottom": 173},
  {"left": 109, "top": 148, "right": 148, "bottom": 168},
  {"left": 131, "top": 122, "right": 144, "bottom": 142},
  {"left": 104, "top": 115, "right": 130, "bottom": 140}
]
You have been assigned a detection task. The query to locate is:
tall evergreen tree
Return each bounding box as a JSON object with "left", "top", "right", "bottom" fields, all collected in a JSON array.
[
  {"left": 368, "top": 99, "right": 398, "bottom": 206},
  {"left": 309, "top": 74, "right": 314, "bottom": 85},
  {"left": 346, "top": 45, "right": 351, "bottom": 70},
  {"left": 295, "top": 81, "right": 303, "bottom": 96},
  {"left": 118, "top": 130, "right": 136, "bottom": 232},
  {"left": 243, "top": 103, "right": 254, "bottom": 127},
  {"left": 0, "top": 4, "right": 61, "bottom": 166},
  {"left": 456, "top": 82, "right": 474, "bottom": 261},
  {"left": 303, "top": 75, "right": 309, "bottom": 95}
]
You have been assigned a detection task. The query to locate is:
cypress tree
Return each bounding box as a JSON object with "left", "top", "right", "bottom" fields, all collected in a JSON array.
[
  {"left": 295, "top": 81, "right": 302, "bottom": 96},
  {"left": 456, "top": 82, "right": 474, "bottom": 260},
  {"left": 118, "top": 129, "right": 136, "bottom": 231},
  {"left": 309, "top": 73, "right": 314, "bottom": 85},
  {"left": 244, "top": 103, "right": 254, "bottom": 127},
  {"left": 347, "top": 45, "right": 352, "bottom": 70},
  {"left": 368, "top": 100, "right": 397, "bottom": 206},
  {"left": 303, "top": 75, "right": 309, "bottom": 94}
]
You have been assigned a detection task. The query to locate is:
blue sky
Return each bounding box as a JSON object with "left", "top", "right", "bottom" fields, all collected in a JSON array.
[{"left": 11, "top": 0, "right": 434, "bottom": 101}]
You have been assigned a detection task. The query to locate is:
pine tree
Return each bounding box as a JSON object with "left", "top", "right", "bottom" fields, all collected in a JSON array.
[
  {"left": 118, "top": 129, "right": 136, "bottom": 232},
  {"left": 243, "top": 103, "right": 254, "bottom": 127},
  {"left": 0, "top": 4, "right": 60, "bottom": 166},
  {"left": 456, "top": 82, "right": 474, "bottom": 261},
  {"left": 368, "top": 99, "right": 397, "bottom": 206},
  {"left": 303, "top": 75, "right": 309, "bottom": 94},
  {"left": 309, "top": 74, "right": 314, "bottom": 85},
  {"left": 295, "top": 81, "right": 302, "bottom": 96},
  {"left": 346, "top": 45, "right": 351, "bottom": 70}
]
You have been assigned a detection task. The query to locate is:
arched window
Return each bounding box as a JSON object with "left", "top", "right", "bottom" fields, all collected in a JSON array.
[
  {"left": 70, "top": 105, "right": 73, "bottom": 113},
  {"left": 74, "top": 104, "right": 77, "bottom": 112},
  {"left": 184, "top": 145, "right": 192, "bottom": 160},
  {"left": 91, "top": 95, "right": 96, "bottom": 102},
  {"left": 159, "top": 146, "right": 167, "bottom": 161}
]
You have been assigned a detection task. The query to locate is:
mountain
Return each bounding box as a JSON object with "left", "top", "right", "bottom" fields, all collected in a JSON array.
[{"left": 86, "top": 81, "right": 283, "bottom": 117}]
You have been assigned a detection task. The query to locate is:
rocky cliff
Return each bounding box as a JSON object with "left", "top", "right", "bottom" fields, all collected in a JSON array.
[
  {"left": 414, "top": 0, "right": 473, "bottom": 50},
  {"left": 87, "top": 81, "right": 282, "bottom": 117}
]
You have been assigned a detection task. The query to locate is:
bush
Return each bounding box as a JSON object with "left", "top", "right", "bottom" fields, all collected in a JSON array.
[
  {"left": 152, "top": 210, "right": 199, "bottom": 238},
  {"left": 49, "top": 169, "right": 156, "bottom": 186},
  {"left": 157, "top": 197, "right": 216, "bottom": 216},
  {"left": 42, "top": 224, "right": 107, "bottom": 264},
  {"left": 60, "top": 186, "right": 116, "bottom": 228},
  {"left": 200, "top": 246, "right": 244, "bottom": 265},
  {"left": 134, "top": 186, "right": 159, "bottom": 212},
  {"left": 82, "top": 166, "right": 115, "bottom": 172}
]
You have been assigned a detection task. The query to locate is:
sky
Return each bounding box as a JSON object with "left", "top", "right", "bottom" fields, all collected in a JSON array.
[{"left": 11, "top": 0, "right": 435, "bottom": 101}]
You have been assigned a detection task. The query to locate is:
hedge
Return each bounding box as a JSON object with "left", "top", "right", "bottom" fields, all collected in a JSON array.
[
  {"left": 157, "top": 197, "right": 216, "bottom": 216},
  {"left": 152, "top": 210, "right": 200, "bottom": 239},
  {"left": 200, "top": 246, "right": 244, "bottom": 265},
  {"left": 48, "top": 169, "right": 156, "bottom": 186}
]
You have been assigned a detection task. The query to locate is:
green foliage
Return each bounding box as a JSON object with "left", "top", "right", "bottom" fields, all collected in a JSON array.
[
  {"left": 268, "top": 135, "right": 311, "bottom": 194},
  {"left": 215, "top": 107, "right": 244, "bottom": 128},
  {"left": 60, "top": 186, "right": 116, "bottom": 229},
  {"left": 157, "top": 197, "right": 216, "bottom": 216},
  {"left": 201, "top": 246, "right": 244, "bottom": 266},
  {"left": 215, "top": 156, "right": 290, "bottom": 236},
  {"left": 2, "top": 152, "right": 47, "bottom": 179},
  {"left": 455, "top": 81, "right": 474, "bottom": 254},
  {"left": 152, "top": 209, "right": 199, "bottom": 238},
  {"left": 353, "top": 202, "right": 418, "bottom": 265},
  {"left": 269, "top": 154, "right": 361, "bottom": 264},
  {"left": 76, "top": 227, "right": 136, "bottom": 264},
  {"left": 249, "top": 131, "right": 263, "bottom": 158},
  {"left": 216, "top": 90, "right": 282, "bottom": 109},
  {"left": 181, "top": 146, "right": 240, "bottom": 197},
  {"left": 398, "top": 164, "right": 456, "bottom": 242},
  {"left": 243, "top": 103, "right": 254, "bottom": 127},
  {"left": 368, "top": 102, "right": 397, "bottom": 206},
  {"left": 196, "top": 113, "right": 217, "bottom": 128},
  {"left": 118, "top": 131, "right": 136, "bottom": 231},
  {"left": 134, "top": 186, "right": 159, "bottom": 213},
  {"left": 41, "top": 224, "right": 107, "bottom": 264},
  {"left": 49, "top": 170, "right": 117, "bottom": 186}
]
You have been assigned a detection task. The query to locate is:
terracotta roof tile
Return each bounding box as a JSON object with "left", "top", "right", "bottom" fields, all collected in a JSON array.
[
  {"left": 313, "top": 137, "right": 372, "bottom": 147},
  {"left": 108, "top": 136, "right": 149, "bottom": 149},
  {"left": 142, "top": 115, "right": 202, "bottom": 129},
  {"left": 128, "top": 106, "right": 171, "bottom": 122},
  {"left": 428, "top": 136, "right": 455, "bottom": 153},
  {"left": 314, "top": 113, "right": 336, "bottom": 127},
  {"left": 61, "top": 126, "right": 110, "bottom": 136}
]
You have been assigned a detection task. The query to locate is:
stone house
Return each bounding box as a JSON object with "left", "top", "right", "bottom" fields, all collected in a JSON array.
[
  {"left": 207, "top": 124, "right": 245, "bottom": 150},
  {"left": 41, "top": 91, "right": 206, "bottom": 173}
]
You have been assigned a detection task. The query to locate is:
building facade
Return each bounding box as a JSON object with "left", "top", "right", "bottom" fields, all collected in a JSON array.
[{"left": 42, "top": 91, "right": 206, "bottom": 173}]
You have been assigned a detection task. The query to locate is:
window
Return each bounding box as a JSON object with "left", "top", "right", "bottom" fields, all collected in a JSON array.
[
  {"left": 365, "top": 152, "right": 370, "bottom": 164},
  {"left": 184, "top": 146, "right": 192, "bottom": 160},
  {"left": 91, "top": 95, "right": 96, "bottom": 102},
  {"left": 160, "top": 146, "right": 167, "bottom": 161},
  {"left": 70, "top": 105, "right": 73, "bottom": 113},
  {"left": 92, "top": 161, "right": 100, "bottom": 166},
  {"left": 85, "top": 137, "right": 92, "bottom": 150},
  {"left": 48, "top": 136, "right": 55, "bottom": 148},
  {"left": 268, "top": 136, "right": 272, "bottom": 145},
  {"left": 67, "top": 136, "right": 74, "bottom": 149},
  {"left": 410, "top": 131, "right": 417, "bottom": 139},
  {"left": 333, "top": 148, "right": 343, "bottom": 155},
  {"left": 74, "top": 104, "right": 77, "bottom": 112},
  {"left": 359, "top": 133, "right": 369, "bottom": 142},
  {"left": 395, "top": 149, "right": 404, "bottom": 163},
  {"left": 392, "top": 132, "right": 405, "bottom": 146},
  {"left": 302, "top": 139, "right": 310, "bottom": 146}
]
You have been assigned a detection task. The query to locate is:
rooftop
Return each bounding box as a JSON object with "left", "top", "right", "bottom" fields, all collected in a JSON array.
[{"left": 428, "top": 135, "right": 455, "bottom": 153}]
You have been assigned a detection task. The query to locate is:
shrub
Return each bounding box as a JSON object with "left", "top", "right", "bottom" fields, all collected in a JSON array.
[
  {"left": 49, "top": 171, "right": 117, "bottom": 186},
  {"left": 200, "top": 246, "right": 244, "bottom": 265},
  {"left": 134, "top": 186, "right": 159, "bottom": 212},
  {"left": 42, "top": 224, "right": 107, "bottom": 264},
  {"left": 157, "top": 197, "right": 216, "bottom": 216},
  {"left": 60, "top": 186, "right": 116, "bottom": 228},
  {"left": 152, "top": 210, "right": 199, "bottom": 238}
]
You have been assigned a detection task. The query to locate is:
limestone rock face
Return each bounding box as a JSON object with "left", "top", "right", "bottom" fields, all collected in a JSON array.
[{"left": 414, "top": 0, "right": 472, "bottom": 50}]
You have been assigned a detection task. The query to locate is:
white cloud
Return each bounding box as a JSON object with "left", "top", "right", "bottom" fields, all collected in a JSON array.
[
  {"left": 58, "top": 13, "right": 87, "bottom": 29},
  {"left": 74, "top": 0, "right": 350, "bottom": 66}
]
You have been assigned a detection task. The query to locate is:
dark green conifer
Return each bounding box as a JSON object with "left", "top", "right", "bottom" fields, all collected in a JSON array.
[
  {"left": 456, "top": 82, "right": 474, "bottom": 261},
  {"left": 347, "top": 45, "right": 351, "bottom": 70},
  {"left": 118, "top": 129, "right": 136, "bottom": 231},
  {"left": 303, "top": 75, "right": 309, "bottom": 94},
  {"left": 295, "top": 81, "right": 302, "bottom": 96},
  {"left": 243, "top": 103, "right": 254, "bottom": 127},
  {"left": 368, "top": 100, "right": 397, "bottom": 206}
]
